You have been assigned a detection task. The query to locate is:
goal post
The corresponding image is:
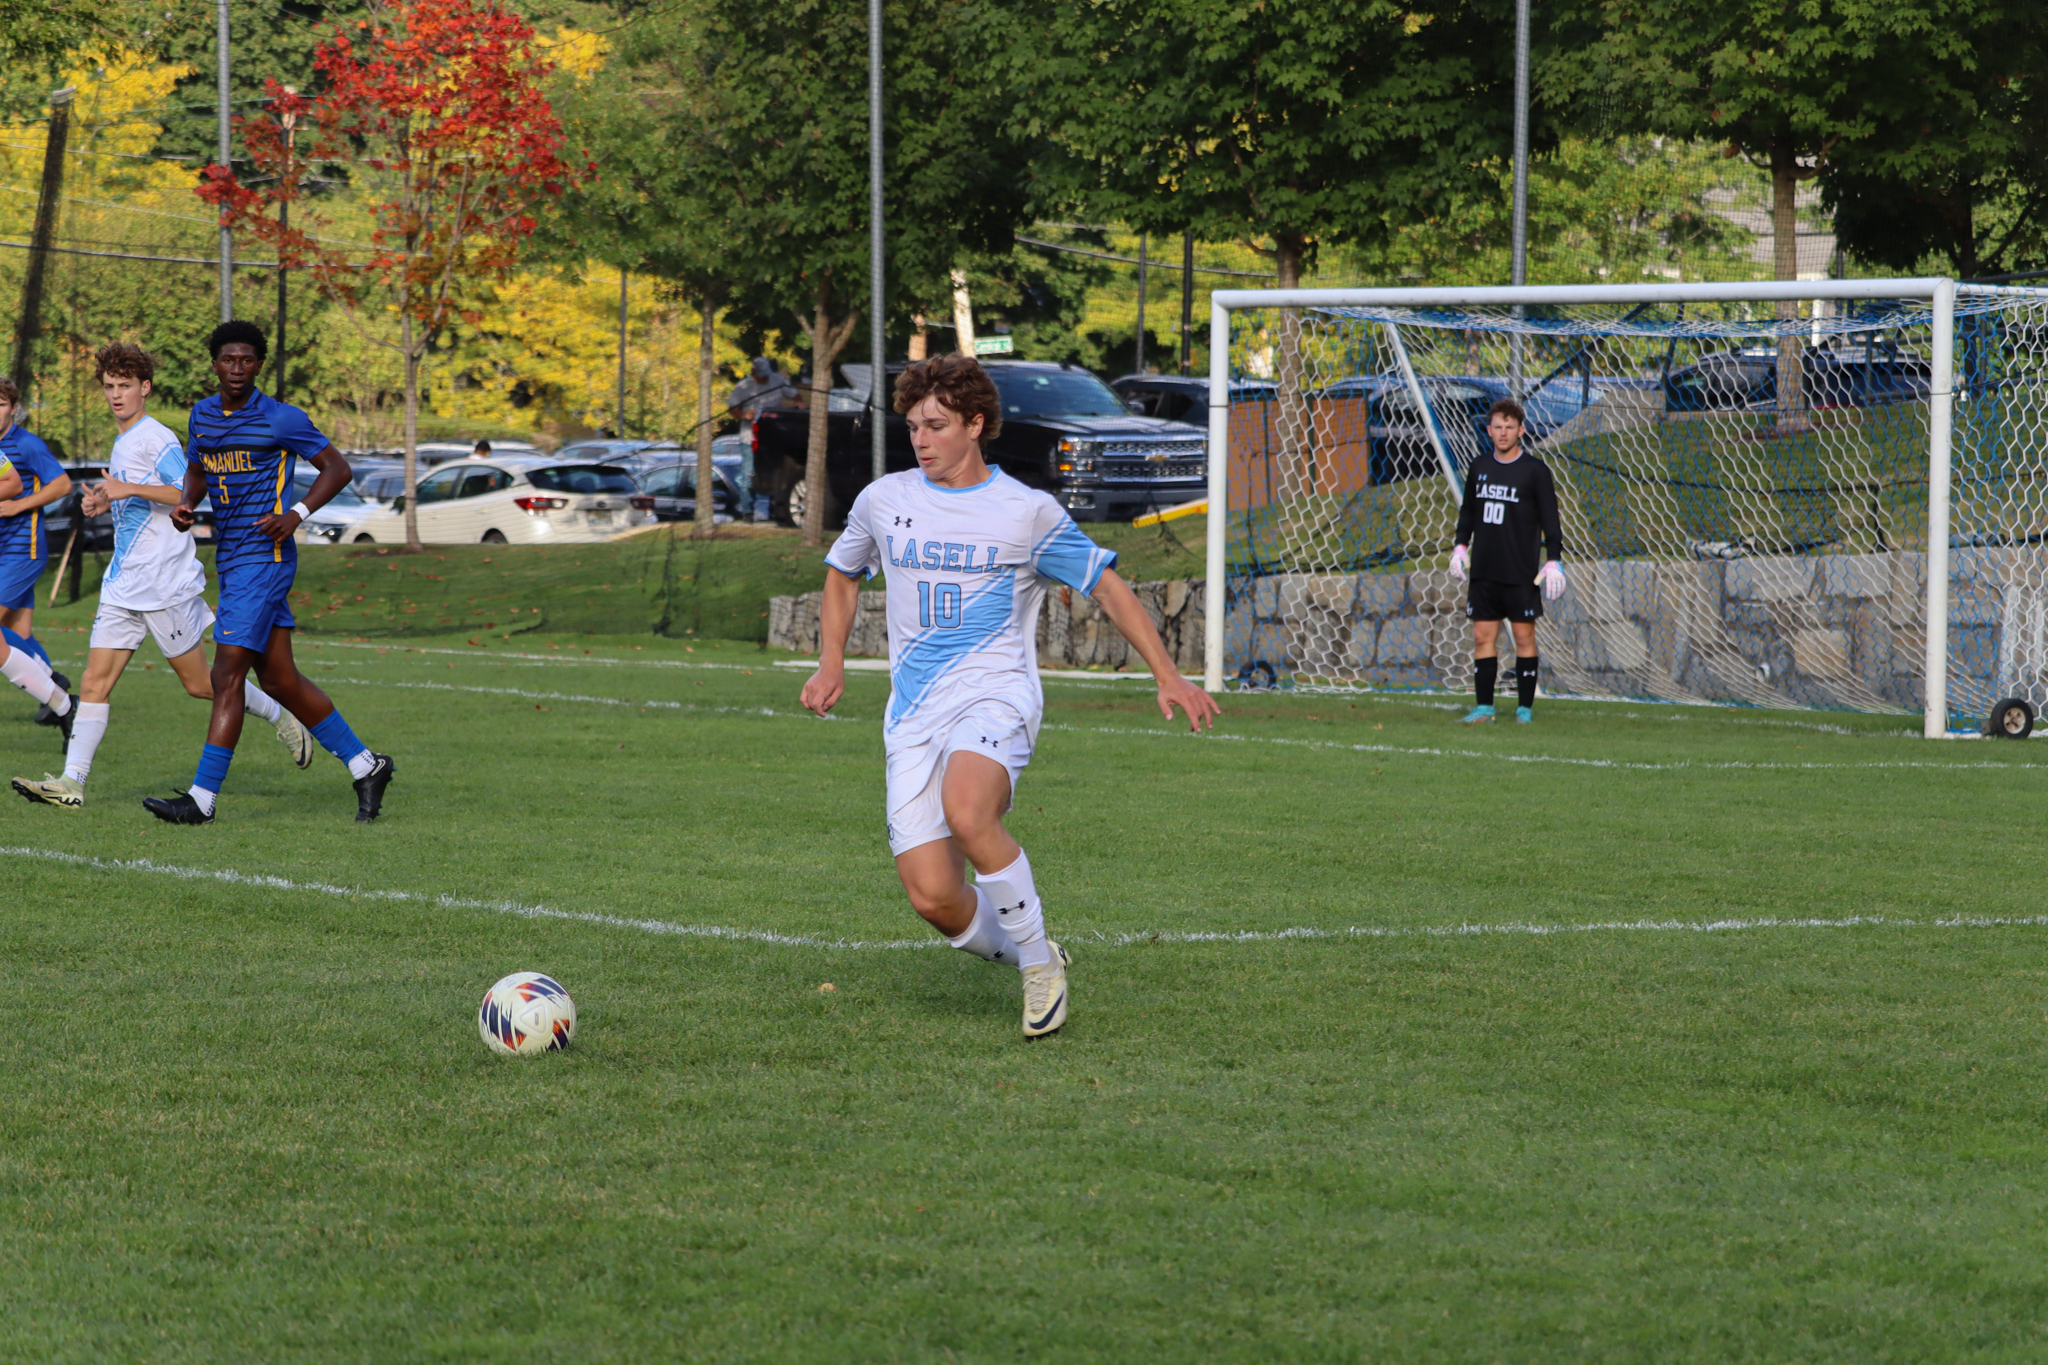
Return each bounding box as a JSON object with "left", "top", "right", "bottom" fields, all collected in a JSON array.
[{"left": 1202, "top": 278, "right": 2048, "bottom": 737}]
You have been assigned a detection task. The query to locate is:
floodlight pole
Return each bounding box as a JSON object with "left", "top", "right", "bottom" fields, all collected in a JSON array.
[
  {"left": 1508, "top": 0, "right": 1530, "bottom": 399},
  {"left": 868, "top": 0, "right": 886, "bottom": 484},
  {"left": 616, "top": 268, "right": 629, "bottom": 436},
  {"left": 217, "top": 0, "right": 233, "bottom": 322},
  {"left": 1133, "top": 232, "right": 1148, "bottom": 374}
]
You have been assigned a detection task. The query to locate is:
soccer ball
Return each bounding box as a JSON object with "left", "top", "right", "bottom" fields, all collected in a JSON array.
[{"left": 478, "top": 972, "right": 577, "bottom": 1055}]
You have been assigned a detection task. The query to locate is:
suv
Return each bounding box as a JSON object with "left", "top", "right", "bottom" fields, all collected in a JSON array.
[{"left": 754, "top": 359, "right": 1208, "bottom": 525}]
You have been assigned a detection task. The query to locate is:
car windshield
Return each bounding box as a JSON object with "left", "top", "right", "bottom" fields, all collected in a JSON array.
[
  {"left": 526, "top": 464, "right": 637, "bottom": 494},
  {"left": 987, "top": 367, "right": 1128, "bottom": 418},
  {"left": 291, "top": 472, "right": 367, "bottom": 508}
]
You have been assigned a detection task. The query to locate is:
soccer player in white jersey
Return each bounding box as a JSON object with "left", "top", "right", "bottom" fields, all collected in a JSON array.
[
  {"left": 802, "top": 355, "right": 1221, "bottom": 1037},
  {"left": 11, "top": 343, "right": 312, "bottom": 809}
]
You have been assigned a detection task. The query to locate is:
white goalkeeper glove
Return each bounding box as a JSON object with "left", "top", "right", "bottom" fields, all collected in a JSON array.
[
  {"left": 1449, "top": 544, "right": 1469, "bottom": 581},
  {"left": 1538, "top": 560, "right": 1566, "bottom": 600}
]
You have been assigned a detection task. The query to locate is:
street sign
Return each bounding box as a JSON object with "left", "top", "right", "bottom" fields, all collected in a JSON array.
[{"left": 972, "top": 335, "right": 1014, "bottom": 356}]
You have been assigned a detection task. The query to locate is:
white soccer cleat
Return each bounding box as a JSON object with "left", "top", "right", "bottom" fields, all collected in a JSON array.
[
  {"left": 273, "top": 707, "right": 315, "bottom": 768},
  {"left": 1022, "top": 940, "right": 1069, "bottom": 1038},
  {"left": 13, "top": 773, "right": 83, "bottom": 808}
]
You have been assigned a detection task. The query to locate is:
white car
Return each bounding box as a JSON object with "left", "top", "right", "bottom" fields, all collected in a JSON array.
[{"left": 344, "top": 456, "right": 651, "bottom": 545}]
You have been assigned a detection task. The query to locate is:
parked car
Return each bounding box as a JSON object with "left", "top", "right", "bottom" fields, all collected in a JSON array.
[
  {"left": 345, "top": 457, "right": 651, "bottom": 545},
  {"left": 556, "top": 439, "right": 657, "bottom": 467},
  {"left": 754, "top": 359, "right": 1208, "bottom": 525},
  {"left": 350, "top": 459, "right": 406, "bottom": 505},
  {"left": 410, "top": 441, "right": 545, "bottom": 468},
  {"left": 42, "top": 463, "right": 114, "bottom": 555},
  {"left": 1663, "top": 347, "right": 1933, "bottom": 413},
  {"left": 628, "top": 457, "right": 744, "bottom": 522},
  {"left": 188, "top": 464, "right": 381, "bottom": 545}
]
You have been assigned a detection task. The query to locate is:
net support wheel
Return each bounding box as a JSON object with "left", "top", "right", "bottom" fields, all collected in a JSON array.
[{"left": 1985, "top": 698, "right": 2035, "bottom": 739}]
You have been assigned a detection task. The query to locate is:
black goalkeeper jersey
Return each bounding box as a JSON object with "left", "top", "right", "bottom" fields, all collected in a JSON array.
[{"left": 1454, "top": 450, "right": 1564, "bottom": 584}]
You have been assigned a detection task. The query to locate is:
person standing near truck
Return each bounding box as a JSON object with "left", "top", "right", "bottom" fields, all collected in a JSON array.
[{"left": 726, "top": 358, "right": 793, "bottom": 519}]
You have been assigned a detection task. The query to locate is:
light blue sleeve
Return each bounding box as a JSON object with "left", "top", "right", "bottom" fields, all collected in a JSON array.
[
  {"left": 153, "top": 441, "right": 188, "bottom": 486},
  {"left": 272, "top": 402, "right": 332, "bottom": 458},
  {"left": 1029, "top": 504, "right": 1118, "bottom": 594},
  {"left": 822, "top": 486, "right": 880, "bottom": 580}
]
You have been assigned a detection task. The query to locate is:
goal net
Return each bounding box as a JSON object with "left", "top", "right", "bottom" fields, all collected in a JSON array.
[{"left": 1200, "top": 281, "right": 2048, "bottom": 736}]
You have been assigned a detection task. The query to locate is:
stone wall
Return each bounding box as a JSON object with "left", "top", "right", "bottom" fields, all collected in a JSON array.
[
  {"left": 771, "top": 548, "right": 2043, "bottom": 713},
  {"left": 769, "top": 579, "right": 1208, "bottom": 674}
]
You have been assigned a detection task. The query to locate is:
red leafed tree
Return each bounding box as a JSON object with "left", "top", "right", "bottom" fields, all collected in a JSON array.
[{"left": 199, "top": 0, "right": 580, "bottom": 549}]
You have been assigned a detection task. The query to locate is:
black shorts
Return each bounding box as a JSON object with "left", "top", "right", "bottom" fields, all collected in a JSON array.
[{"left": 1467, "top": 578, "right": 1543, "bottom": 622}]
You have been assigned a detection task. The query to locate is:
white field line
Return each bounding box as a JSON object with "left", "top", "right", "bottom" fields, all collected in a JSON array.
[
  {"left": 11, "top": 846, "right": 2048, "bottom": 950},
  {"left": 307, "top": 641, "right": 1945, "bottom": 727},
  {"left": 321, "top": 674, "right": 2048, "bottom": 773}
]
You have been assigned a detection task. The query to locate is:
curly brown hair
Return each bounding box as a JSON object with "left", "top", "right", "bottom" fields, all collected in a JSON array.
[
  {"left": 95, "top": 342, "right": 157, "bottom": 386},
  {"left": 892, "top": 353, "right": 1002, "bottom": 445}
]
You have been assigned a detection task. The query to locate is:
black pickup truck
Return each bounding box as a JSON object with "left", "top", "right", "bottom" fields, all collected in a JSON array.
[{"left": 753, "top": 359, "right": 1207, "bottom": 526}]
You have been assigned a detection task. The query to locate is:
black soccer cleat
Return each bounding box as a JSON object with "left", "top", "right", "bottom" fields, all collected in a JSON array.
[
  {"left": 49, "top": 671, "right": 70, "bottom": 695},
  {"left": 143, "top": 791, "right": 214, "bottom": 825},
  {"left": 36, "top": 694, "right": 77, "bottom": 743},
  {"left": 352, "top": 752, "right": 395, "bottom": 823}
]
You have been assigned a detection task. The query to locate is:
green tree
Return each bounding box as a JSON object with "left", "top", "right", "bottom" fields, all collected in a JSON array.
[
  {"left": 1026, "top": 0, "right": 1516, "bottom": 498},
  {"left": 1818, "top": 5, "right": 2048, "bottom": 278},
  {"left": 1567, "top": 0, "right": 1999, "bottom": 424},
  {"left": 561, "top": 0, "right": 1034, "bottom": 545}
]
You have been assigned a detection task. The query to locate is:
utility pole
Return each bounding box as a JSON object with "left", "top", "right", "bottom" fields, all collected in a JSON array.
[
  {"left": 1133, "top": 232, "right": 1148, "bottom": 374},
  {"left": 1177, "top": 231, "right": 1194, "bottom": 374},
  {"left": 1509, "top": 0, "right": 1530, "bottom": 397},
  {"left": 274, "top": 87, "right": 296, "bottom": 400},
  {"left": 11, "top": 86, "right": 74, "bottom": 395},
  {"left": 217, "top": 0, "right": 233, "bottom": 321},
  {"left": 615, "top": 268, "right": 629, "bottom": 437},
  {"left": 867, "top": 0, "right": 886, "bottom": 484}
]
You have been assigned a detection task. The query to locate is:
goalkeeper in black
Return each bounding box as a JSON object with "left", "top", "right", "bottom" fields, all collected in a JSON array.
[{"left": 1450, "top": 398, "right": 1565, "bottom": 723}]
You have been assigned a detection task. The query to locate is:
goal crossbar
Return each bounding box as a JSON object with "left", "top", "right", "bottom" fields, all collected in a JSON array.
[{"left": 1203, "top": 278, "right": 1964, "bottom": 736}]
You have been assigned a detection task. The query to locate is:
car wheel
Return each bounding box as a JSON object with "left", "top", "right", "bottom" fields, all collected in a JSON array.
[
  {"left": 353, "top": 533, "right": 376, "bottom": 544},
  {"left": 481, "top": 528, "right": 507, "bottom": 544},
  {"left": 788, "top": 477, "right": 808, "bottom": 523}
]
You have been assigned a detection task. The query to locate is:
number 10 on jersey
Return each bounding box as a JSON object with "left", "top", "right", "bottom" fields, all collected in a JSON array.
[{"left": 917, "top": 581, "right": 962, "bottom": 629}]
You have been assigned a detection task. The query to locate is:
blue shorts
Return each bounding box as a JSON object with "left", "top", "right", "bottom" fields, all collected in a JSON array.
[
  {"left": 213, "top": 559, "right": 297, "bottom": 651},
  {"left": 0, "top": 553, "right": 43, "bottom": 610}
]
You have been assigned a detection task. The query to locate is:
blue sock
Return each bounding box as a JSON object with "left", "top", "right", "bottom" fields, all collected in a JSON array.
[
  {"left": 309, "top": 710, "right": 367, "bottom": 765},
  {"left": 3, "top": 626, "right": 48, "bottom": 665},
  {"left": 193, "top": 743, "right": 234, "bottom": 794}
]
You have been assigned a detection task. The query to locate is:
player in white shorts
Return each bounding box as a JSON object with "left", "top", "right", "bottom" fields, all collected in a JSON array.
[
  {"left": 802, "top": 354, "right": 1220, "bottom": 1037},
  {"left": 12, "top": 343, "right": 311, "bottom": 809}
]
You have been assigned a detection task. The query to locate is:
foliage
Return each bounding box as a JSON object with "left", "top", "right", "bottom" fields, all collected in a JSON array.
[
  {"left": 557, "top": 0, "right": 1040, "bottom": 541},
  {"left": 431, "top": 263, "right": 753, "bottom": 442},
  {"left": 1818, "top": 4, "right": 2048, "bottom": 278},
  {"left": 0, "top": 0, "right": 112, "bottom": 117},
  {"left": 1024, "top": 0, "right": 1516, "bottom": 286},
  {"left": 1341, "top": 136, "right": 1763, "bottom": 286},
  {"left": 198, "top": 0, "right": 582, "bottom": 545}
]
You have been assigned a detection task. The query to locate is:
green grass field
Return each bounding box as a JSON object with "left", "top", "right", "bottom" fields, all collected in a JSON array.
[{"left": 8, "top": 627, "right": 2048, "bottom": 1361}]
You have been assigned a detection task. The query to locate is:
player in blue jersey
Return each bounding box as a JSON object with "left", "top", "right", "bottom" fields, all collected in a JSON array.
[
  {"left": 0, "top": 450, "right": 75, "bottom": 733},
  {"left": 143, "top": 320, "right": 394, "bottom": 825},
  {"left": 0, "top": 375, "right": 75, "bottom": 679},
  {"left": 802, "top": 355, "right": 1220, "bottom": 1038}
]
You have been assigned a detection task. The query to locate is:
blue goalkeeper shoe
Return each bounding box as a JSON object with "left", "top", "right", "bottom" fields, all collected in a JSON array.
[
  {"left": 1461, "top": 705, "right": 1496, "bottom": 724},
  {"left": 1516, "top": 706, "right": 1533, "bottom": 724}
]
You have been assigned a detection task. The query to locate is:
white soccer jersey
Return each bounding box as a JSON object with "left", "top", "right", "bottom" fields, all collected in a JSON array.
[
  {"left": 99, "top": 414, "right": 206, "bottom": 612},
  {"left": 824, "top": 467, "right": 1117, "bottom": 752}
]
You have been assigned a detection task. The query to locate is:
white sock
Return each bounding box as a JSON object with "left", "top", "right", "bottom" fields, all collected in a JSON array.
[
  {"left": 1, "top": 646, "right": 58, "bottom": 707},
  {"left": 188, "top": 785, "right": 217, "bottom": 816},
  {"left": 242, "top": 681, "right": 282, "bottom": 723},
  {"left": 979, "top": 848, "right": 1051, "bottom": 969},
  {"left": 63, "top": 701, "right": 111, "bottom": 783},
  {"left": 947, "top": 884, "right": 1021, "bottom": 967},
  {"left": 345, "top": 749, "right": 376, "bottom": 780}
]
